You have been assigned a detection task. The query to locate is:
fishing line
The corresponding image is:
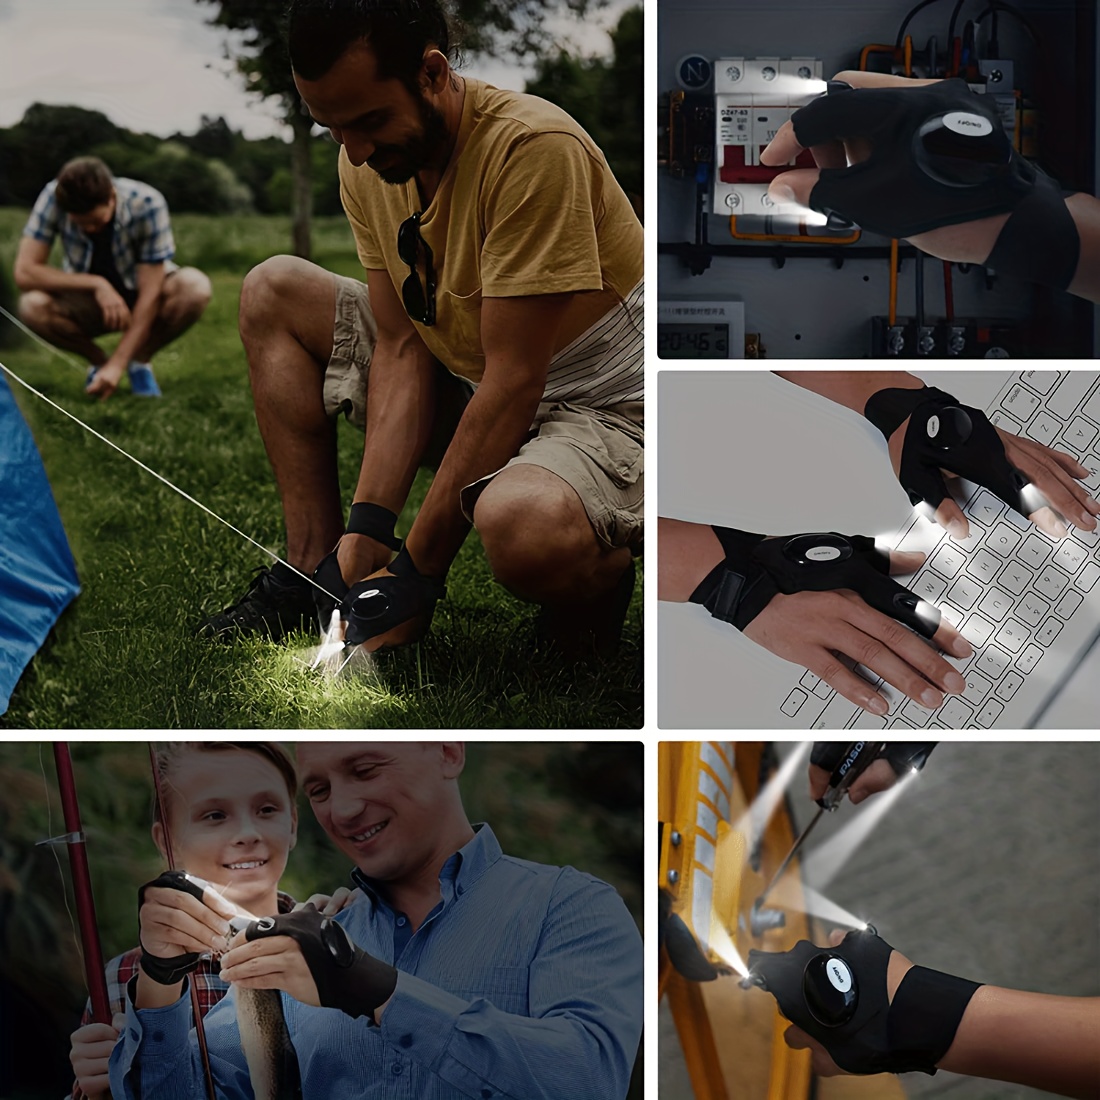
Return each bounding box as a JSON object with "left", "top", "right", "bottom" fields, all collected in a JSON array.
[{"left": 0, "top": 352, "right": 338, "bottom": 603}]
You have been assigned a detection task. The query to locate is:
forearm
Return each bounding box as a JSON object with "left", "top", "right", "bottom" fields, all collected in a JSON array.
[
  {"left": 13, "top": 259, "right": 102, "bottom": 295},
  {"left": 773, "top": 371, "right": 923, "bottom": 415},
  {"left": 1066, "top": 193, "right": 1100, "bottom": 304},
  {"left": 938, "top": 987, "right": 1100, "bottom": 1099},
  {"left": 354, "top": 338, "right": 438, "bottom": 515},
  {"left": 657, "top": 518, "right": 724, "bottom": 601},
  {"left": 405, "top": 375, "right": 544, "bottom": 575},
  {"left": 109, "top": 292, "right": 160, "bottom": 365}
]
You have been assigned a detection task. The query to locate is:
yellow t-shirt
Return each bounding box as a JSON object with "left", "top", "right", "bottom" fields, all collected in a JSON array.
[{"left": 339, "top": 78, "right": 643, "bottom": 388}]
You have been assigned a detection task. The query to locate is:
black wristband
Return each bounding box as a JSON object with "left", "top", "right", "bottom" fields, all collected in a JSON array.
[
  {"left": 346, "top": 502, "right": 402, "bottom": 551},
  {"left": 888, "top": 965, "right": 982, "bottom": 1073}
]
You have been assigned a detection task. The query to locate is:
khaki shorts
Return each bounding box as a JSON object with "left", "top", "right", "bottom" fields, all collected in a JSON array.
[
  {"left": 323, "top": 275, "right": 645, "bottom": 554},
  {"left": 48, "top": 262, "right": 183, "bottom": 335}
]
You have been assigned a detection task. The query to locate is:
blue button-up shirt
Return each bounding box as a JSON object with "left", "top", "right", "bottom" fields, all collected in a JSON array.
[
  {"left": 110, "top": 825, "right": 642, "bottom": 1099},
  {"left": 22, "top": 177, "right": 175, "bottom": 291}
]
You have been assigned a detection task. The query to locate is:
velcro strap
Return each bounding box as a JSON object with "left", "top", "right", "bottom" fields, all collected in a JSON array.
[
  {"left": 888, "top": 965, "right": 982, "bottom": 1073},
  {"left": 346, "top": 502, "right": 402, "bottom": 551},
  {"left": 864, "top": 386, "right": 953, "bottom": 441}
]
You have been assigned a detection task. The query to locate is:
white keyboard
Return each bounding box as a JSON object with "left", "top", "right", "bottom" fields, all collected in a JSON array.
[{"left": 777, "top": 372, "right": 1100, "bottom": 730}]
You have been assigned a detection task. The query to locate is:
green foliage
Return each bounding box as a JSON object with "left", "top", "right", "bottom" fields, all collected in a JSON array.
[
  {"left": 525, "top": 6, "right": 643, "bottom": 199},
  {"left": 453, "top": 0, "right": 608, "bottom": 60},
  {"left": 0, "top": 207, "right": 642, "bottom": 730}
]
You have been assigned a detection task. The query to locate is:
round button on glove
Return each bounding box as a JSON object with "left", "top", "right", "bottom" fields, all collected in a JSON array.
[
  {"left": 245, "top": 906, "right": 398, "bottom": 1018},
  {"left": 340, "top": 547, "right": 446, "bottom": 646},
  {"left": 689, "top": 527, "right": 941, "bottom": 640}
]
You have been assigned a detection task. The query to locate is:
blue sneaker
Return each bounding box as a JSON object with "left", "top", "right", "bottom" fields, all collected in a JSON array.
[
  {"left": 85, "top": 366, "right": 98, "bottom": 389},
  {"left": 128, "top": 363, "right": 162, "bottom": 397}
]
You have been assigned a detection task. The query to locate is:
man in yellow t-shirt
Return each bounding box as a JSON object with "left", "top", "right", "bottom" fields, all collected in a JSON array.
[{"left": 201, "top": 0, "right": 643, "bottom": 657}]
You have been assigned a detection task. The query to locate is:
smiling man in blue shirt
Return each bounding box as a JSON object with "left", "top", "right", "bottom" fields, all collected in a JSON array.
[{"left": 110, "top": 742, "right": 643, "bottom": 1099}]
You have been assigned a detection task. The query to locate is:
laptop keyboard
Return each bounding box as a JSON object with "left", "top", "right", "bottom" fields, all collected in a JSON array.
[{"left": 778, "top": 371, "right": 1100, "bottom": 729}]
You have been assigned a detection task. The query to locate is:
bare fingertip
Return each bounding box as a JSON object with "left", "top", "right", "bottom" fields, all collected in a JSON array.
[{"left": 866, "top": 695, "right": 888, "bottom": 715}]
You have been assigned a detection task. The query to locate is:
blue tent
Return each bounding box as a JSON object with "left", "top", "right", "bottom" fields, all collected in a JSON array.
[{"left": 0, "top": 372, "right": 80, "bottom": 714}]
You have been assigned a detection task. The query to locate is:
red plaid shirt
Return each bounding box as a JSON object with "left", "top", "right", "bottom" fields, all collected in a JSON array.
[{"left": 71, "top": 892, "right": 294, "bottom": 1099}]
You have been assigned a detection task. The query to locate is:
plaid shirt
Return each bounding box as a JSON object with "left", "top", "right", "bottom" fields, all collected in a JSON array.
[
  {"left": 24, "top": 177, "right": 176, "bottom": 292},
  {"left": 71, "top": 891, "right": 294, "bottom": 1100}
]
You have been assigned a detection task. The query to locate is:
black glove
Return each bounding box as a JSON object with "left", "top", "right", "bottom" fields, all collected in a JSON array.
[
  {"left": 689, "top": 527, "right": 940, "bottom": 640},
  {"left": 138, "top": 870, "right": 210, "bottom": 985},
  {"left": 311, "top": 503, "right": 402, "bottom": 626},
  {"left": 865, "top": 386, "right": 1031, "bottom": 518},
  {"left": 791, "top": 79, "right": 1079, "bottom": 289},
  {"left": 747, "top": 929, "right": 980, "bottom": 1075},
  {"left": 245, "top": 906, "right": 398, "bottom": 1018},
  {"left": 811, "top": 742, "right": 937, "bottom": 778},
  {"left": 341, "top": 547, "right": 445, "bottom": 646}
]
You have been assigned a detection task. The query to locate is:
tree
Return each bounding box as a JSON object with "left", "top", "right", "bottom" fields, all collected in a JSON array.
[{"left": 196, "top": 1, "right": 316, "bottom": 257}]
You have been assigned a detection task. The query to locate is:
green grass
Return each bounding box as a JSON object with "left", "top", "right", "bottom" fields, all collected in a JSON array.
[{"left": 0, "top": 209, "right": 642, "bottom": 729}]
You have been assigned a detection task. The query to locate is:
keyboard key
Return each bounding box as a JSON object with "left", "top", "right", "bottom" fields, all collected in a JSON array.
[
  {"left": 966, "top": 548, "right": 1003, "bottom": 583},
  {"left": 1081, "top": 455, "right": 1100, "bottom": 493},
  {"left": 929, "top": 543, "right": 967, "bottom": 578},
  {"left": 940, "top": 605, "right": 963, "bottom": 629},
  {"left": 1082, "top": 382, "right": 1100, "bottom": 424},
  {"left": 895, "top": 515, "right": 943, "bottom": 556},
  {"left": 1035, "top": 565, "right": 1070, "bottom": 601},
  {"left": 1055, "top": 589, "right": 1084, "bottom": 619},
  {"left": 1002, "top": 507, "right": 1031, "bottom": 532},
  {"left": 949, "top": 521, "right": 985, "bottom": 552},
  {"left": 1036, "top": 617, "right": 1064, "bottom": 646},
  {"left": 902, "top": 698, "right": 937, "bottom": 725},
  {"left": 1017, "top": 644, "right": 1043, "bottom": 673},
  {"left": 946, "top": 575, "right": 982, "bottom": 610},
  {"left": 996, "top": 670, "right": 1025, "bottom": 701},
  {"left": 986, "top": 522, "right": 1022, "bottom": 556},
  {"left": 814, "top": 695, "right": 860, "bottom": 730},
  {"left": 1052, "top": 540, "right": 1088, "bottom": 576},
  {"left": 1001, "top": 383, "right": 1040, "bottom": 422},
  {"left": 967, "top": 489, "right": 1004, "bottom": 528},
  {"left": 1026, "top": 411, "right": 1062, "bottom": 446},
  {"left": 1048, "top": 371, "right": 1095, "bottom": 420},
  {"left": 962, "top": 670, "right": 993, "bottom": 707},
  {"left": 781, "top": 688, "right": 808, "bottom": 717},
  {"left": 889, "top": 717, "right": 916, "bottom": 729},
  {"left": 1019, "top": 370, "right": 1057, "bottom": 396},
  {"left": 976, "top": 698, "right": 1005, "bottom": 728},
  {"left": 911, "top": 571, "right": 947, "bottom": 603},
  {"left": 1074, "top": 526, "right": 1099, "bottom": 547},
  {"left": 938, "top": 697, "right": 974, "bottom": 728},
  {"left": 994, "top": 619, "right": 1031, "bottom": 654},
  {"left": 800, "top": 670, "right": 832, "bottom": 699},
  {"left": 1015, "top": 592, "right": 1050, "bottom": 628},
  {"left": 997, "top": 560, "right": 1034, "bottom": 596},
  {"left": 976, "top": 645, "right": 1011, "bottom": 679},
  {"left": 1064, "top": 416, "right": 1098, "bottom": 453},
  {"left": 978, "top": 587, "right": 1012, "bottom": 622},
  {"left": 1076, "top": 561, "right": 1100, "bottom": 593},
  {"left": 990, "top": 410, "right": 1022, "bottom": 434},
  {"left": 960, "top": 614, "right": 995, "bottom": 647},
  {"left": 852, "top": 710, "right": 888, "bottom": 730},
  {"left": 1018, "top": 533, "right": 1053, "bottom": 569}
]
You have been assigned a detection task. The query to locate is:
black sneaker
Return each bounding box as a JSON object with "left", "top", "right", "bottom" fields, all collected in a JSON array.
[{"left": 199, "top": 562, "right": 318, "bottom": 641}]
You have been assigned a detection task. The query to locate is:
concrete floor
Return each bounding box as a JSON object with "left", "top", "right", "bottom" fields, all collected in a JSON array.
[{"left": 659, "top": 741, "right": 1100, "bottom": 1100}]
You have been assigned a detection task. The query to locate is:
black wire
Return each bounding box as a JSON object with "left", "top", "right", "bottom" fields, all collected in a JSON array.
[
  {"left": 974, "top": 2, "right": 1039, "bottom": 44},
  {"left": 896, "top": 0, "right": 952, "bottom": 51},
  {"left": 947, "top": 0, "right": 970, "bottom": 55}
]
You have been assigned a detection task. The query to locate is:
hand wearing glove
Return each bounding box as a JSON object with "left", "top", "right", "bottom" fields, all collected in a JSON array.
[
  {"left": 760, "top": 72, "right": 1084, "bottom": 293},
  {"left": 218, "top": 905, "right": 398, "bottom": 1021},
  {"left": 747, "top": 928, "right": 981, "bottom": 1076},
  {"left": 809, "top": 742, "right": 937, "bottom": 805},
  {"left": 340, "top": 546, "right": 446, "bottom": 649},
  {"left": 866, "top": 384, "right": 1099, "bottom": 540}
]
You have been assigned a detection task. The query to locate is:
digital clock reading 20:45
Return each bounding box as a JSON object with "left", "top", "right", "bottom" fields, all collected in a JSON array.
[{"left": 657, "top": 322, "right": 729, "bottom": 358}]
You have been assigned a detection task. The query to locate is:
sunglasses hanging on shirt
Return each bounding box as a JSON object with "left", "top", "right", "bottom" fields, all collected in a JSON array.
[{"left": 397, "top": 212, "right": 437, "bottom": 326}]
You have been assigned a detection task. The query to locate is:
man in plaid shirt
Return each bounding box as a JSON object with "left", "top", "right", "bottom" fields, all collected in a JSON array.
[{"left": 14, "top": 156, "right": 211, "bottom": 400}]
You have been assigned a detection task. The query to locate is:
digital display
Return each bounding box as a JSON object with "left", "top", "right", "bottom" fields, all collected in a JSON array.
[{"left": 657, "top": 323, "right": 730, "bottom": 358}]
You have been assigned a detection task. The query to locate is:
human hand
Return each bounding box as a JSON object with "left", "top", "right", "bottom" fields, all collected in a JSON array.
[
  {"left": 808, "top": 758, "right": 898, "bottom": 805},
  {"left": 312, "top": 538, "right": 394, "bottom": 629},
  {"left": 70, "top": 1014, "right": 127, "bottom": 1099},
  {"left": 760, "top": 71, "right": 1020, "bottom": 262},
  {"left": 85, "top": 357, "right": 126, "bottom": 401},
  {"left": 138, "top": 870, "right": 239, "bottom": 967},
  {"left": 871, "top": 386, "right": 1100, "bottom": 540},
  {"left": 222, "top": 907, "right": 398, "bottom": 1019},
  {"left": 339, "top": 548, "right": 444, "bottom": 650},
  {"left": 295, "top": 885, "right": 359, "bottom": 917},
  {"left": 93, "top": 280, "right": 132, "bottom": 332},
  {"left": 743, "top": 552, "right": 969, "bottom": 716}
]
